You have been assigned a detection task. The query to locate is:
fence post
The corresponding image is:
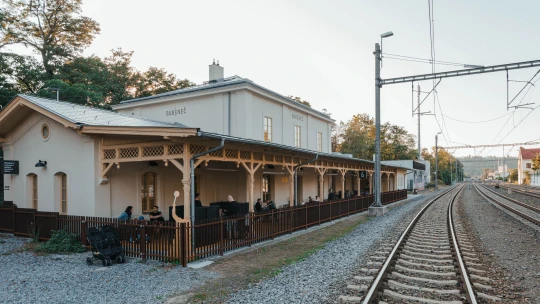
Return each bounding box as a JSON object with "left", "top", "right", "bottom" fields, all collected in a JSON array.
[
  {"left": 180, "top": 223, "right": 187, "bottom": 267},
  {"left": 305, "top": 204, "right": 308, "bottom": 230},
  {"left": 271, "top": 210, "right": 275, "bottom": 240},
  {"left": 289, "top": 208, "right": 293, "bottom": 234},
  {"left": 81, "top": 221, "right": 87, "bottom": 246},
  {"left": 219, "top": 217, "right": 224, "bottom": 256},
  {"left": 140, "top": 225, "right": 146, "bottom": 261}
]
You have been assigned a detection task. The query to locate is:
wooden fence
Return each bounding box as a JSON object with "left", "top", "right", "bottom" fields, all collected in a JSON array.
[{"left": 0, "top": 190, "right": 407, "bottom": 266}]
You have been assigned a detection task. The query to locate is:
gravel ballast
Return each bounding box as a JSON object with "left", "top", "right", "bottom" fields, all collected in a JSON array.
[
  {"left": 225, "top": 191, "right": 441, "bottom": 304},
  {"left": 0, "top": 234, "right": 218, "bottom": 304},
  {"left": 460, "top": 186, "right": 540, "bottom": 302}
]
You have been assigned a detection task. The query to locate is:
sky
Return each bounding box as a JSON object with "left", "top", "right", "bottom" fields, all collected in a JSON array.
[{"left": 18, "top": 0, "right": 540, "bottom": 158}]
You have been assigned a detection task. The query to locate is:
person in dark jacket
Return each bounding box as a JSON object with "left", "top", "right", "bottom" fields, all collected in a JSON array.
[
  {"left": 195, "top": 193, "right": 203, "bottom": 208},
  {"left": 222, "top": 195, "right": 238, "bottom": 216},
  {"left": 255, "top": 198, "right": 263, "bottom": 212}
]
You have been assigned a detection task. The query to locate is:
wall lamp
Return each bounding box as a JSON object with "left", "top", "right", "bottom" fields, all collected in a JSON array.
[{"left": 35, "top": 160, "right": 47, "bottom": 168}]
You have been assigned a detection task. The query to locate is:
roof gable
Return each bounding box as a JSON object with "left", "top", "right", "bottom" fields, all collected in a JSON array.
[
  {"left": 520, "top": 147, "right": 540, "bottom": 160},
  {"left": 0, "top": 95, "right": 198, "bottom": 138}
]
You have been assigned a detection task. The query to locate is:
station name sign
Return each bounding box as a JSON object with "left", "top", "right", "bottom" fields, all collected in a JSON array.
[
  {"left": 292, "top": 113, "right": 304, "bottom": 121},
  {"left": 2, "top": 160, "right": 19, "bottom": 175},
  {"left": 165, "top": 107, "right": 187, "bottom": 117}
]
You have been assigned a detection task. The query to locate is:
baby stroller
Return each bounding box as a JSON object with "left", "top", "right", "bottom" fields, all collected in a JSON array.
[{"left": 86, "top": 225, "right": 126, "bottom": 266}]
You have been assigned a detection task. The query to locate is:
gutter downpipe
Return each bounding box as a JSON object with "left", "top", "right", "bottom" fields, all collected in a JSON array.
[
  {"left": 294, "top": 154, "right": 319, "bottom": 206},
  {"left": 190, "top": 136, "right": 225, "bottom": 248},
  {"left": 228, "top": 92, "right": 231, "bottom": 135}
]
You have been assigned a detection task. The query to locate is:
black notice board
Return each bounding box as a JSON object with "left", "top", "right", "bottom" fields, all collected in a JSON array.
[
  {"left": 358, "top": 170, "right": 368, "bottom": 179},
  {"left": 2, "top": 161, "right": 19, "bottom": 175}
]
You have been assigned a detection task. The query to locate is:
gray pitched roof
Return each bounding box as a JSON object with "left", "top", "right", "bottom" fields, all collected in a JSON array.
[
  {"left": 115, "top": 76, "right": 333, "bottom": 120},
  {"left": 20, "top": 94, "right": 190, "bottom": 128}
]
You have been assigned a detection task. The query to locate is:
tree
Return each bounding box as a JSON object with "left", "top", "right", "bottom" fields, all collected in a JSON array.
[
  {"left": 0, "top": 52, "right": 45, "bottom": 106},
  {"left": 532, "top": 153, "right": 540, "bottom": 185},
  {"left": 0, "top": 0, "right": 100, "bottom": 78},
  {"left": 133, "top": 67, "right": 195, "bottom": 99},
  {"left": 337, "top": 113, "right": 417, "bottom": 161},
  {"left": 508, "top": 168, "right": 518, "bottom": 183},
  {"left": 288, "top": 96, "right": 311, "bottom": 108}
]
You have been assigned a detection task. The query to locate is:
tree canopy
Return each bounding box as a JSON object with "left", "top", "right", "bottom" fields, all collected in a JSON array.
[
  {"left": 0, "top": 0, "right": 194, "bottom": 108},
  {"left": 287, "top": 96, "right": 312, "bottom": 108},
  {"left": 334, "top": 113, "right": 418, "bottom": 161},
  {"left": 1, "top": 0, "right": 100, "bottom": 78}
]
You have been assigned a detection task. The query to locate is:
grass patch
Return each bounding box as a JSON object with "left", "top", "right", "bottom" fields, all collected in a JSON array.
[{"left": 181, "top": 214, "right": 370, "bottom": 303}]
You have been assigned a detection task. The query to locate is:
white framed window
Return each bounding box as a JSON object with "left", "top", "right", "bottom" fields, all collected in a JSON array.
[
  {"left": 60, "top": 173, "right": 67, "bottom": 214},
  {"left": 264, "top": 116, "right": 272, "bottom": 142},
  {"left": 262, "top": 174, "right": 271, "bottom": 202},
  {"left": 295, "top": 125, "right": 301, "bottom": 147},
  {"left": 141, "top": 172, "right": 157, "bottom": 213},
  {"left": 317, "top": 132, "right": 322, "bottom": 152}
]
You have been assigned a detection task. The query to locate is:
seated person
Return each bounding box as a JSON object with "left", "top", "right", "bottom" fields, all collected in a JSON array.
[
  {"left": 118, "top": 206, "right": 133, "bottom": 221},
  {"left": 149, "top": 205, "right": 165, "bottom": 222},
  {"left": 267, "top": 200, "right": 277, "bottom": 210},
  {"left": 195, "top": 193, "right": 203, "bottom": 208},
  {"left": 222, "top": 195, "right": 239, "bottom": 216},
  {"left": 314, "top": 196, "right": 320, "bottom": 202},
  {"left": 308, "top": 196, "right": 313, "bottom": 203},
  {"left": 255, "top": 198, "right": 263, "bottom": 212}
]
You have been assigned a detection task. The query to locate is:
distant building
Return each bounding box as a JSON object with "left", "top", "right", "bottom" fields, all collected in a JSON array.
[
  {"left": 518, "top": 147, "right": 540, "bottom": 185},
  {"left": 381, "top": 160, "right": 428, "bottom": 190}
]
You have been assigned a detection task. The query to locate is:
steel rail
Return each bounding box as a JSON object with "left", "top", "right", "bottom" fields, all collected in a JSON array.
[
  {"left": 499, "top": 185, "right": 540, "bottom": 199},
  {"left": 474, "top": 184, "right": 540, "bottom": 226},
  {"left": 481, "top": 184, "right": 540, "bottom": 213},
  {"left": 361, "top": 186, "right": 458, "bottom": 304},
  {"left": 448, "top": 184, "right": 477, "bottom": 304}
]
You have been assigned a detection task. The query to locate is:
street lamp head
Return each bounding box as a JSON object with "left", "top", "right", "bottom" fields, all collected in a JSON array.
[{"left": 381, "top": 31, "right": 394, "bottom": 38}]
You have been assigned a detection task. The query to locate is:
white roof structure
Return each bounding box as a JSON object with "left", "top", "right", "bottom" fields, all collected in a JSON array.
[{"left": 19, "top": 94, "right": 188, "bottom": 128}]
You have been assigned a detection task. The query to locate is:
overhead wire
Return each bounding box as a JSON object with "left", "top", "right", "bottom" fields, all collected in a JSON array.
[{"left": 442, "top": 112, "right": 513, "bottom": 123}]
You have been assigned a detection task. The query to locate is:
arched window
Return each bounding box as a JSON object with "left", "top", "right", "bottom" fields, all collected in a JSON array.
[
  {"left": 262, "top": 174, "right": 271, "bottom": 202},
  {"left": 141, "top": 172, "right": 157, "bottom": 213},
  {"left": 27, "top": 174, "right": 38, "bottom": 209},
  {"left": 59, "top": 173, "right": 67, "bottom": 214}
]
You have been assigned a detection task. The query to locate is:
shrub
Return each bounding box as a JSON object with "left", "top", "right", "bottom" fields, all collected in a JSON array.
[{"left": 35, "top": 229, "right": 85, "bottom": 254}]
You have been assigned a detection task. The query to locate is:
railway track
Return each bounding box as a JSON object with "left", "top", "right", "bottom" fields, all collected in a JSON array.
[
  {"left": 475, "top": 183, "right": 540, "bottom": 227},
  {"left": 338, "top": 185, "right": 500, "bottom": 303},
  {"left": 498, "top": 184, "right": 540, "bottom": 200}
]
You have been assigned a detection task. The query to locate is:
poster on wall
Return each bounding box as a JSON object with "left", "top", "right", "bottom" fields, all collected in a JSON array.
[{"left": 2, "top": 160, "right": 19, "bottom": 175}]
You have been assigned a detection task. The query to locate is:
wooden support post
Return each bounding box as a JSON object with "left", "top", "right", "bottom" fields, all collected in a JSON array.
[
  {"left": 140, "top": 225, "right": 146, "bottom": 260},
  {"left": 241, "top": 162, "right": 262, "bottom": 212}
]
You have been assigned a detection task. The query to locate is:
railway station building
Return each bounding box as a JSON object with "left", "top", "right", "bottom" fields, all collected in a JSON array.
[{"left": 1, "top": 62, "right": 403, "bottom": 221}]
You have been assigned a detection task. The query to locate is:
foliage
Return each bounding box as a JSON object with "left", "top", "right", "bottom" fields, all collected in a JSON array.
[
  {"left": 0, "top": 2, "right": 194, "bottom": 108},
  {"left": 287, "top": 96, "right": 311, "bottom": 108},
  {"left": 524, "top": 171, "right": 531, "bottom": 184},
  {"left": 35, "top": 228, "right": 85, "bottom": 253},
  {"left": 508, "top": 168, "right": 518, "bottom": 183},
  {"left": 532, "top": 153, "right": 540, "bottom": 184},
  {"left": 422, "top": 147, "right": 463, "bottom": 184},
  {"left": 335, "top": 113, "right": 417, "bottom": 161},
  {"left": 0, "top": 0, "right": 100, "bottom": 78}
]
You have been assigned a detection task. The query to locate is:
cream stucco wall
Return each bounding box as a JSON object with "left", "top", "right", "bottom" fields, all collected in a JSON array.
[
  {"left": 115, "top": 88, "right": 332, "bottom": 153},
  {"left": 2, "top": 113, "right": 97, "bottom": 216}
]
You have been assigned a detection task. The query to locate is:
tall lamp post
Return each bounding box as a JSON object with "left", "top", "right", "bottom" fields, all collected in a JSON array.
[
  {"left": 435, "top": 132, "right": 442, "bottom": 190},
  {"left": 372, "top": 31, "right": 393, "bottom": 210}
]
